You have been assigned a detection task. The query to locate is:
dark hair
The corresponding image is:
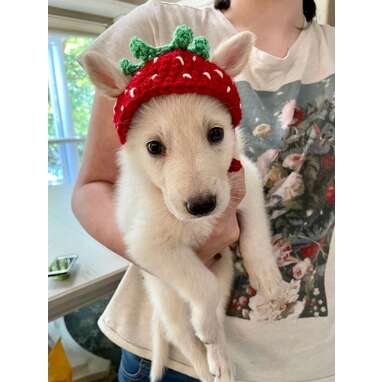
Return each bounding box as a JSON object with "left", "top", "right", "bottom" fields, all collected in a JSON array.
[
  {"left": 214, "top": 0, "right": 317, "bottom": 23},
  {"left": 214, "top": 0, "right": 231, "bottom": 11},
  {"left": 303, "top": 0, "right": 317, "bottom": 23}
]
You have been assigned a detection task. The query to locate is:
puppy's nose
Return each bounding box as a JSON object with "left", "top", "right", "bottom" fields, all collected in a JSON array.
[{"left": 186, "top": 194, "right": 216, "bottom": 216}]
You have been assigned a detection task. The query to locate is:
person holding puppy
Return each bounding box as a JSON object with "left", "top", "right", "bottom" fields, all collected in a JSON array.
[{"left": 72, "top": 0, "right": 334, "bottom": 381}]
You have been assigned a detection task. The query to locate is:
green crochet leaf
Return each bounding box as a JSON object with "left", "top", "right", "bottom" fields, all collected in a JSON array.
[
  {"left": 172, "top": 24, "right": 194, "bottom": 49},
  {"left": 120, "top": 58, "right": 141, "bottom": 76},
  {"left": 129, "top": 37, "right": 158, "bottom": 62},
  {"left": 119, "top": 25, "right": 211, "bottom": 76},
  {"left": 188, "top": 36, "right": 210, "bottom": 60}
]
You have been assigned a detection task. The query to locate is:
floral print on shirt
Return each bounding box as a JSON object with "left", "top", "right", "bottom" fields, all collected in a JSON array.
[{"left": 226, "top": 75, "right": 335, "bottom": 321}]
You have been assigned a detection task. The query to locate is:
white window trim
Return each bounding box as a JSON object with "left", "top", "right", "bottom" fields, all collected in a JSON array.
[
  {"left": 49, "top": 138, "right": 86, "bottom": 145},
  {"left": 48, "top": 14, "right": 108, "bottom": 35}
]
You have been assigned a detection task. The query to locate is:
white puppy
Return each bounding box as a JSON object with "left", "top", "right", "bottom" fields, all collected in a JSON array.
[{"left": 82, "top": 32, "right": 283, "bottom": 382}]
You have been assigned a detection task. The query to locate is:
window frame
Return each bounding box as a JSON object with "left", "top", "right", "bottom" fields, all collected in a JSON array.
[{"left": 48, "top": 31, "right": 94, "bottom": 185}]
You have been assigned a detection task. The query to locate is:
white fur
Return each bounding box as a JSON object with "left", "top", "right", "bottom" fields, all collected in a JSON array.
[{"left": 82, "top": 31, "right": 284, "bottom": 382}]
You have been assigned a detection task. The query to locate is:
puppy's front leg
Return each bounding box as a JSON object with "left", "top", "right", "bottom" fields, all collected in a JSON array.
[
  {"left": 129, "top": 232, "right": 233, "bottom": 380},
  {"left": 128, "top": 235, "right": 222, "bottom": 345},
  {"left": 238, "top": 157, "right": 283, "bottom": 300}
]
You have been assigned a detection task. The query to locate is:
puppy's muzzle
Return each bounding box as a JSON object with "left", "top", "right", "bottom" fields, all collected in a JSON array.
[{"left": 185, "top": 194, "right": 216, "bottom": 217}]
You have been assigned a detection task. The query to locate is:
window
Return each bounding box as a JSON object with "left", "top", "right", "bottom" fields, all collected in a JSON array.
[{"left": 48, "top": 33, "right": 95, "bottom": 186}]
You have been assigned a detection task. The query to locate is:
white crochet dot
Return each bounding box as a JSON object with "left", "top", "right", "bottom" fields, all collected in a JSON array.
[
  {"left": 192, "top": 56, "right": 196, "bottom": 62},
  {"left": 226, "top": 86, "right": 231, "bottom": 93},
  {"left": 153, "top": 57, "right": 158, "bottom": 63},
  {"left": 136, "top": 71, "right": 141, "bottom": 76},
  {"left": 176, "top": 56, "right": 185, "bottom": 65},
  {"left": 183, "top": 73, "right": 192, "bottom": 79},
  {"left": 202, "top": 72, "right": 211, "bottom": 80},
  {"left": 120, "top": 105, "right": 124, "bottom": 112},
  {"left": 214, "top": 69, "right": 224, "bottom": 78},
  {"left": 151, "top": 74, "right": 158, "bottom": 80},
  {"left": 129, "top": 88, "right": 136, "bottom": 98}
]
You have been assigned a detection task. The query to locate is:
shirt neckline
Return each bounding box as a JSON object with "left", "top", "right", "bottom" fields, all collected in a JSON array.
[{"left": 211, "top": 8, "right": 311, "bottom": 70}]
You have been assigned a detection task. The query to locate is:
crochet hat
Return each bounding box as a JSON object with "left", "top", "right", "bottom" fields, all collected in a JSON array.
[{"left": 113, "top": 25, "right": 242, "bottom": 145}]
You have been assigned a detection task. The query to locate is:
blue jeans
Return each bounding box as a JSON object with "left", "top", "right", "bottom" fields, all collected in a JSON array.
[{"left": 118, "top": 350, "right": 200, "bottom": 382}]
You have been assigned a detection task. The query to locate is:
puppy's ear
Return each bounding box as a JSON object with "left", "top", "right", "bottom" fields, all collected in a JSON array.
[
  {"left": 80, "top": 51, "right": 130, "bottom": 98},
  {"left": 211, "top": 32, "right": 255, "bottom": 77}
]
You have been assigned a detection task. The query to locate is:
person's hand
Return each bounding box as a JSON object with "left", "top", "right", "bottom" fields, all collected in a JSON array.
[{"left": 196, "top": 168, "right": 246, "bottom": 267}]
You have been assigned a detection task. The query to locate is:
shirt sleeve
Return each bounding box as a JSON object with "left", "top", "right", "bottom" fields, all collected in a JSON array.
[{"left": 78, "top": 0, "right": 158, "bottom": 67}]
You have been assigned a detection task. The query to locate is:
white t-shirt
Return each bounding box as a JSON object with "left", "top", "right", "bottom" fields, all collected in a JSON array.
[{"left": 81, "top": 1, "right": 335, "bottom": 381}]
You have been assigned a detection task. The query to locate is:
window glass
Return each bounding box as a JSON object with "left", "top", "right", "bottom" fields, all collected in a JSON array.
[
  {"left": 63, "top": 36, "right": 95, "bottom": 138},
  {"left": 48, "top": 143, "right": 64, "bottom": 186},
  {"left": 48, "top": 91, "right": 56, "bottom": 140},
  {"left": 48, "top": 34, "right": 95, "bottom": 185}
]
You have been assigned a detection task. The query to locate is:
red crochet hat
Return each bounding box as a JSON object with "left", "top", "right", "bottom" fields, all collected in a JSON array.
[{"left": 113, "top": 25, "right": 242, "bottom": 145}]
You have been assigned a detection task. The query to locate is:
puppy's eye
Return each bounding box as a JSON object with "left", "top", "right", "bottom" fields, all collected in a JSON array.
[
  {"left": 146, "top": 140, "right": 165, "bottom": 156},
  {"left": 207, "top": 127, "right": 224, "bottom": 144}
]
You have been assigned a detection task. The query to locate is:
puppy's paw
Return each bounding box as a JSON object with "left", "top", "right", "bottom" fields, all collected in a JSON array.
[
  {"left": 206, "top": 344, "right": 234, "bottom": 382},
  {"left": 248, "top": 261, "right": 284, "bottom": 301}
]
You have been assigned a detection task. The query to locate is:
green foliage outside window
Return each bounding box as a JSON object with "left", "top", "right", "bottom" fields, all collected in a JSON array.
[
  {"left": 48, "top": 35, "right": 95, "bottom": 139},
  {"left": 48, "top": 93, "right": 55, "bottom": 139},
  {"left": 48, "top": 35, "right": 95, "bottom": 185},
  {"left": 63, "top": 36, "right": 95, "bottom": 137}
]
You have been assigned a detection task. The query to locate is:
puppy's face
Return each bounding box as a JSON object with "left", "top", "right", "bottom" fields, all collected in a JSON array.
[
  {"left": 81, "top": 31, "right": 254, "bottom": 220},
  {"left": 124, "top": 94, "right": 236, "bottom": 221}
]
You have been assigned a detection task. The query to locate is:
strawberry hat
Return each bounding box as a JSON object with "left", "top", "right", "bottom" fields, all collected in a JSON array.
[{"left": 113, "top": 25, "right": 242, "bottom": 172}]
